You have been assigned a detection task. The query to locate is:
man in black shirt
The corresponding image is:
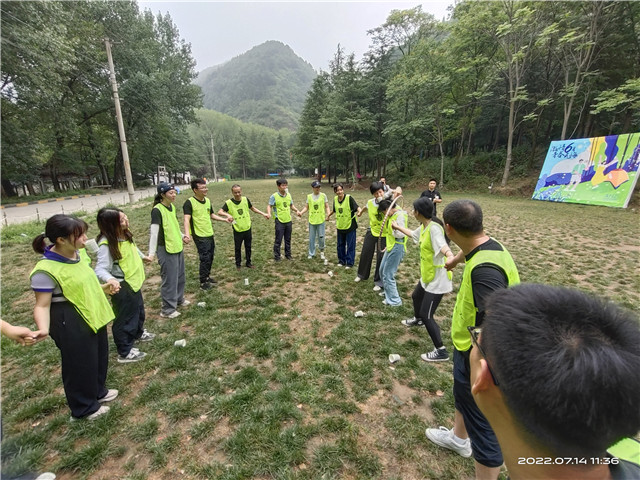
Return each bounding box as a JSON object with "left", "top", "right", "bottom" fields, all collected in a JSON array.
[{"left": 420, "top": 178, "right": 442, "bottom": 216}]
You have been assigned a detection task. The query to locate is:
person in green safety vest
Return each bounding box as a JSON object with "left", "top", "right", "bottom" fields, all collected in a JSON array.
[
  {"left": 148, "top": 183, "right": 189, "bottom": 318},
  {"left": 95, "top": 207, "right": 154, "bottom": 364},
  {"left": 297, "top": 180, "right": 330, "bottom": 260},
  {"left": 392, "top": 196, "right": 454, "bottom": 361},
  {"left": 354, "top": 181, "right": 386, "bottom": 289},
  {"left": 30, "top": 214, "right": 118, "bottom": 421},
  {"left": 469, "top": 284, "right": 640, "bottom": 480},
  {"left": 327, "top": 183, "right": 361, "bottom": 268},
  {"left": 376, "top": 198, "right": 408, "bottom": 306},
  {"left": 266, "top": 178, "right": 300, "bottom": 261},
  {"left": 183, "top": 178, "right": 233, "bottom": 289},
  {"left": 218, "top": 183, "right": 269, "bottom": 269},
  {"left": 425, "top": 199, "right": 520, "bottom": 480}
]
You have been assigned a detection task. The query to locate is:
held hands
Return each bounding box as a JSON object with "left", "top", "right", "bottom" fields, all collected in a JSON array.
[
  {"left": 182, "top": 234, "right": 191, "bottom": 244},
  {"left": 104, "top": 279, "right": 121, "bottom": 295},
  {"left": 142, "top": 255, "right": 153, "bottom": 264},
  {"left": 225, "top": 217, "right": 234, "bottom": 224},
  {"left": 2, "top": 324, "right": 47, "bottom": 346}
]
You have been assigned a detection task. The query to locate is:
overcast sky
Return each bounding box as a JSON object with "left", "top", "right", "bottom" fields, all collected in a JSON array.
[{"left": 138, "top": 1, "right": 453, "bottom": 72}]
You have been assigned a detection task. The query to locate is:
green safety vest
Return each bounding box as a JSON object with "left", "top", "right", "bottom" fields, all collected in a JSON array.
[
  {"left": 608, "top": 438, "right": 640, "bottom": 466},
  {"left": 99, "top": 238, "right": 145, "bottom": 293},
  {"left": 273, "top": 192, "right": 293, "bottom": 223},
  {"left": 186, "top": 197, "right": 214, "bottom": 237},
  {"left": 451, "top": 242, "right": 520, "bottom": 351},
  {"left": 384, "top": 210, "right": 408, "bottom": 251},
  {"left": 367, "top": 198, "right": 384, "bottom": 237},
  {"left": 79, "top": 248, "right": 92, "bottom": 266},
  {"left": 30, "top": 258, "right": 114, "bottom": 333},
  {"left": 420, "top": 222, "right": 450, "bottom": 285},
  {"left": 307, "top": 193, "right": 326, "bottom": 225},
  {"left": 154, "top": 203, "right": 183, "bottom": 254},
  {"left": 226, "top": 197, "right": 251, "bottom": 232},
  {"left": 334, "top": 194, "right": 353, "bottom": 230}
]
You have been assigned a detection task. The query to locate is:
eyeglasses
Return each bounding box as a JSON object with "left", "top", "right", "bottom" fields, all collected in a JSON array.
[{"left": 467, "top": 326, "right": 500, "bottom": 386}]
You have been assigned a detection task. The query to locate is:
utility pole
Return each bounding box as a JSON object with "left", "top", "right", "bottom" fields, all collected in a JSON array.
[
  {"left": 210, "top": 135, "right": 218, "bottom": 182},
  {"left": 104, "top": 38, "right": 135, "bottom": 204}
]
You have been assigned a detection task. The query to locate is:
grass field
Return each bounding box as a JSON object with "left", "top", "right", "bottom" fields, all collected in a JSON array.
[{"left": 1, "top": 178, "right": 639, "bottom": 480}]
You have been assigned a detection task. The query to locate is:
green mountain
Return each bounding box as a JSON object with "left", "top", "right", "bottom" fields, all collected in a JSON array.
[{"left": 195, "top": 41, "right": 317, "bottom": 131}]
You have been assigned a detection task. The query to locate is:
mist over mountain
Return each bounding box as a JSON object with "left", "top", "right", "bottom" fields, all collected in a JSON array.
[{"left": 195, "top": 41, "right": 317, "bottom": 130}]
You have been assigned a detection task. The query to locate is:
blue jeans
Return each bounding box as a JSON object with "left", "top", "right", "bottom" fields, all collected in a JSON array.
[
  {"left": 308, "top": 222, "right": 325, "bottom": 257},
  {"left": 379, "top": 243, "right": 405, "bottom": 306},
  {"left": 336, "top": 229, "right": 356, "bottom": 266}
]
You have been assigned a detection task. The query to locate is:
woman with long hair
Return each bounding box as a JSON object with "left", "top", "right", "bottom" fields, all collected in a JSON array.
[
  {"left": 95, "top": 207, "right": 154, "bottom": 363},
  {"left": 148, "top": 183, "right": 189, "bottom": 318},
  {"left": 31, "top": 214, "right": 118, "bottom": 420},
  {"left": 393, "top": 197, "right": 454, "bottom": 361}
]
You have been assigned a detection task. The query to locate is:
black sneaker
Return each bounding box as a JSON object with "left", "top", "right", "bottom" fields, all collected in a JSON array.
[
  {"left": 401, "top": 317, "right": 424, "bottom": 327},
  {"left": 421, "top": 348, "right": 449, "bottom": 362},
  {"left": 206, "top": 277, "right": 218, "bottom": 285},
  {"left": 200, "top": 282, "right": 212, "bottom": 290}
]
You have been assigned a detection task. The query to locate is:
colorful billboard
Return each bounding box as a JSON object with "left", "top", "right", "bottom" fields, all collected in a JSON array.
[{"left": 532, "top": 133, "right": 640, "bottom": 208}]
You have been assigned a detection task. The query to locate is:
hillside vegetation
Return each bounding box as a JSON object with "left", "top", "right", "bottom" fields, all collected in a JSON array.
[{"left": 195, "top": 41, "right": 317, "bottom": 130}]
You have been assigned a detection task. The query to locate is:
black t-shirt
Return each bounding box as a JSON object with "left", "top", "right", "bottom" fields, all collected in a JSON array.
[
  {"left": 466, "top": 238, "right": 509, "bottom": 327},
  {"left": 420, "top": 188, "right": 441, "bottom": 215},
  {"left": 220, "top": 197, "right": 253, "bottom": 212},
  {"left": 333, "top": 195, "right": 359, "bottom": 232}
]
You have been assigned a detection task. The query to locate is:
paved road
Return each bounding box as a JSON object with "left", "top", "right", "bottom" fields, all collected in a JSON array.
[{"left": 1, "top": 185, "right": 189, "bottom": 227}]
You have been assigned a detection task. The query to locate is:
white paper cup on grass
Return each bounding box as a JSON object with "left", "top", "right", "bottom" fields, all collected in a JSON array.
[
  {"left": 174, "top": 339, "right": 186, "bottom": 347},
  {"left": 354, "top": 310, "right": 364, "bottom": 317},
  {"left": 388, "top": 354, "right": 401, "bottom": 363},
  {"left": 328, "top": 271, "right": 333, "bottom": 277}
]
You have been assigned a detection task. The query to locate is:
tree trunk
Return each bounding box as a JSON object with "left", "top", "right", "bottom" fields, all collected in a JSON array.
[
  {"left": 112, "top": 147, "right": 124, "bottom": 188},
  {"left": 501, "top": 97, "right": 517, "bottom": 187},
  {"left": 1, "top": 177, "right": 18, "bottom": 197}
]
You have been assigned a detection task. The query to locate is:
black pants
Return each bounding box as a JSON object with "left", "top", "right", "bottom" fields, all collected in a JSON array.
[
  {"left": 111, "top": 281, "right": 145, "bottom": 356},
  {"left": 49, "top": 302, "right": 109, "bottom": 419},
  {"left": 233, "top": 228, "right": 253, "bottom": 267},
  {"left": 274, "top": 220, "right": 292, "bottom": 260},
  {"left": 193, "top": 235, "right": 215, "bottom": 283},
  {"left": 411, "top": 282, "right": 444, "bottom": 349},
  {"left": 357, "top": 229, "right": 385, "bottom": 286}
]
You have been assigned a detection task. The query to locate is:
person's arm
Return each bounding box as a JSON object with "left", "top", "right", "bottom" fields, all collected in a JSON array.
[
  {"left": 211, "top": 212, "right": 234, "bottom": 224},
  {"left": 0, "top": 319, "right": 42, "bottom": 346},
  {"left": 266, "top": 195, "right": 275, "bottom": 220},
  {"left": 393, "top": 222, "right": 414, "bottom": 237},
  {"left": 290, "top": 200, "right": 301, "bottom": 216},
  {"left": 217, "top": 205, "right": 234, "bottom": 221},
  {"left": 298, "top": 200, "right": 309, "bottom": 217},
  {"left": 94, "top": 243, "right": 121, "bottom": 294},
  {"left": 148, "top": 218, "right": 160, "bottom": 259},
  {"left": 357, "top": 202, "right": 368, "bottom": 217},
  {"left": 183, "top": 214, "right": 192, "bottom": 243},
  {"left": 250, "top": 206, "right": 269, "bottom": 219},
  {"left": 445, "top": 250, "right": 465, "bottom": 271},
  {"left": 324, "top": 197, "right": 331, "bottom": 220},
  {"left": 33, "top": 291, "right": 53, "bottom": 338},
  {"left": 471, "top": 265, "right": 508, "bottom": 326},
  {"left": 433, "top": 190, "right": 442, "bottom": 204},
  {"left": 391, "top": 213, "right": 406, "bottom": 239},
  {"left": 327, "top": 200, "right": 335, "bottom": 219}
]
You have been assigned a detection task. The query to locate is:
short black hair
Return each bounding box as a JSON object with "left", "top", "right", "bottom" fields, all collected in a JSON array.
[
  {"left": 191, "top": 178, "right": 206, "bottom": 190},
  {"left": 332, "top": 183, "right": 344, "bottom": 193},
  {"left": 443, "top": 199, "right": 483, "bottom": 236},
  {"left": 370, "top": 182, "right": 384, "bottom": 195},
  {"left": 377, "top": 198, "right": 392, "bottom": 212},
  {"left": 482, "top": 284, "right": 640, "bottom": 458},
  {"left": 429, "top": 178, "right": 437, "bottom": 183},
  {"left": 276, "top": 178, "right": 288, "bottom": 186}
]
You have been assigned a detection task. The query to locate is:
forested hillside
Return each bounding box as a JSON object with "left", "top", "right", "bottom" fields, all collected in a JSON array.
[
  {"left": 1, "top": 1, "right": 201, "bottom": 196},
  {"left": 294, "top": 2, "right": 640, "bottom": 188},
  {"left": 194, "top": 41, "right": 317, "bottom": 131}
]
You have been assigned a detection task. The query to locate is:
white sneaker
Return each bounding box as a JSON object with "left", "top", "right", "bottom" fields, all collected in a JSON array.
[
  {"left": 180, "top": 300, "right": 191, "bottom": 306},
  {"left": 320, "top": 252, "right": 326, "bottom": 260},
  {"left": 138, "top": 329, "right": 156, "bottom": 342},
  {"left": 373, "top": 285, "right": 382, "bottom": 292},
  {"left": 354, "top": 276, "right": 361, "bottom": 283},
  {"left": 337, "top": 263, "right": 344, "bottom": 267},
  {"left": 345, "top": 266, "right": 351, "bottom": 270},
  {"left": 71, "top": 405, "right": 110, "bottom": 422},
  {"left": 160, "top": 310, "right": 181, "bottom": 318},
  {"left": 118, "top": 349, "right": 147, "bottom": 363},
  {"left": 425, "top": 426, "right": 472, "bottom": 458},
  {"left": 379, "top": 292, "right": 386, "bottom": 297},
  {"left": 98, "top": 389, "right": 118, "bottom": 403},
  {"left": 307, "top": 255, "right": 313, "bottom": 259}
]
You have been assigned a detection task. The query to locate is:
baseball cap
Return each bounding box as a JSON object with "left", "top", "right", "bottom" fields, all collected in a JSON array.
[
  {"left": 157, "top": 182, "right": 176, "bottom": 194},
  {"left": 311, "top": 181, "right": 322, "bottom": 188}
]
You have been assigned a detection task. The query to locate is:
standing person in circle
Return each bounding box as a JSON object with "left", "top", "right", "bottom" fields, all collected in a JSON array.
[
  {"left": 148, "top": 183, "right": 189, "bottom": 318},
  {"left": 298, "top": 180, "right": 330, "bottom": 260},
  {"left": 218, "top": 184, "right": 269, "bottom": 269},
  {"left": 95, "top": 207, "right": 154, "bottom": 364},
  {"left": 183, "top": 178, "right": 233, "bottom": 289},
  {"left": 377, "top": 198, "right": 408, "bottom": 306},
  {"left": 355, "top": 181, "right": 386, "bottom": 289},
  {"left": 31, "top": 214, "right": 118, "bottom": 421},
  {"left": 267, "top": 178, "right": 300, "bottom": 261},
  {"left": 392, "top": 197, "right": 454, "bottom": 361},
  {"left": 420, "top": 178, "right": 443, "bottom": 216},
  {"left": 327, "top": 183, "right": 361, "bottom": 268}
]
